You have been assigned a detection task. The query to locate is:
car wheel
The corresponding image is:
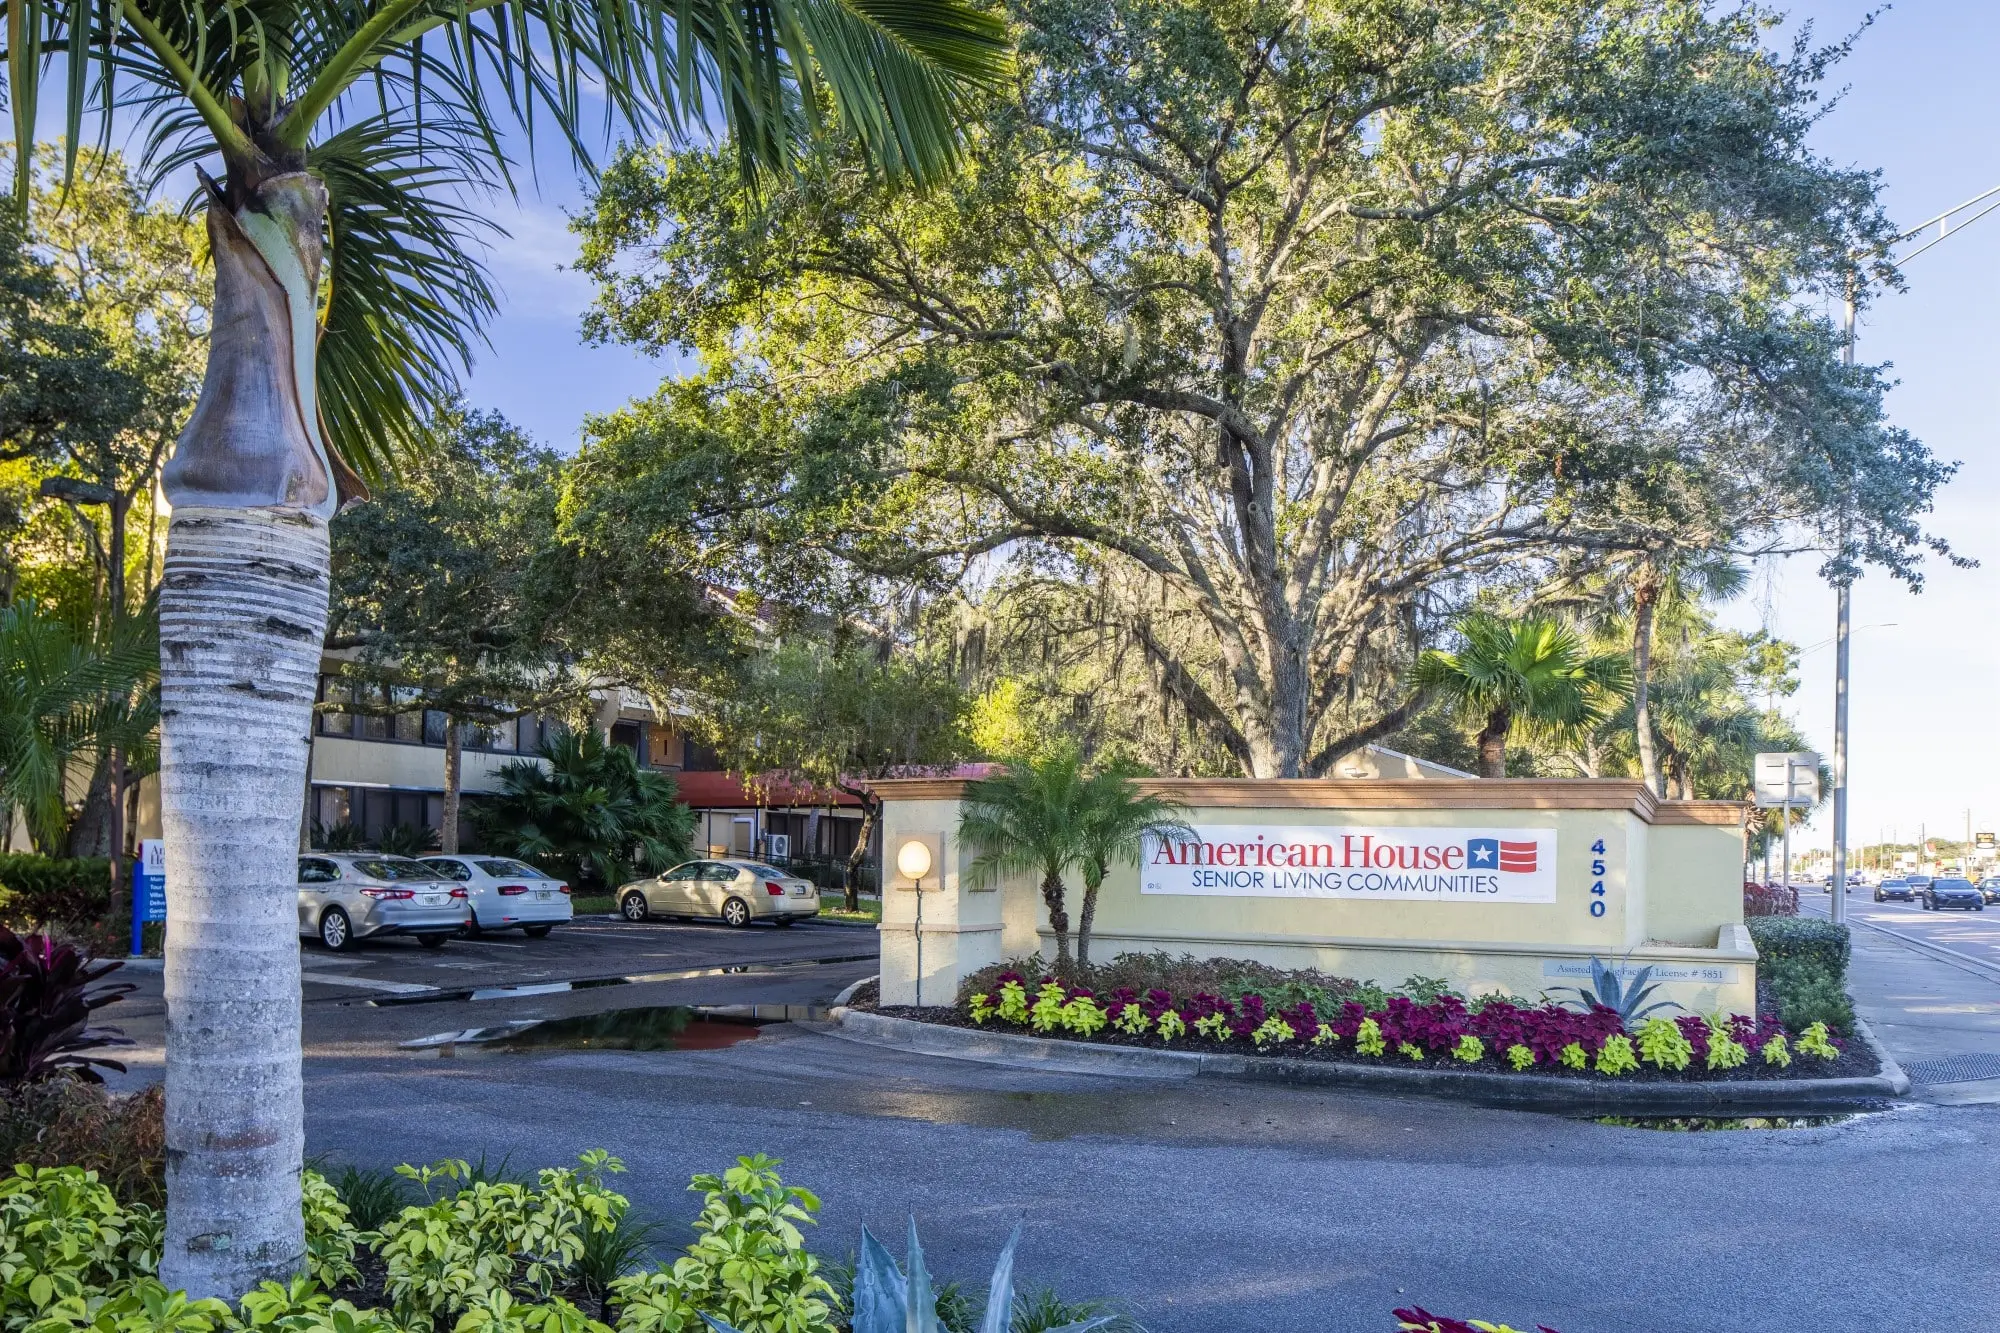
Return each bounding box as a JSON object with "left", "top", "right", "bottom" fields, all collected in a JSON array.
[
  {"left": 524, "top": 924, "right": 554, "bottom": 938},
  {"left": 722, "top": 896, "right": 751, "bottom": 928},
  {"left": 319, "top": 907, "right": 355, "bottom": 952},
  {"left": 621, "top": 891, "right": 650, "bottom": 922},
  {"left": 417, "top": 933, "right": 450, "bottom": 949}
]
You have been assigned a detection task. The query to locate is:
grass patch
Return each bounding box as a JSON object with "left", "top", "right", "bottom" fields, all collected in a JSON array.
[
  {"left": 570, "top": 894, "right": 617, "bottom": 916},
  {"left": 816, "top": 896, "right": 881, "bottom": 924}
]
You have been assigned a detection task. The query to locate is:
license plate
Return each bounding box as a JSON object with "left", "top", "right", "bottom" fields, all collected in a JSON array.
[
  {"left": 791, "top": 886, "right": 808, "bottom": 896},
  {"left": 420, "top": 893, "right": 447, "bottom": 906},
  {"left": 536, "top": 890, "right": 553, "bottom": 900}
]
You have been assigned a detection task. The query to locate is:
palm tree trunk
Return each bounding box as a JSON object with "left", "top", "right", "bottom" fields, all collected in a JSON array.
[
  {"left": 156, "top": 172, "right": 339, "bottom": 1300},
  {"left": 1041, "top": 868, "right": 1072, "bottom": 970},
  {"left": 1632, "top": 573, "right": 1662, "bottom": 798},
  {"left": 1077, "top": 861, "right": 1105, "bottom": 968},
  {"left": 441, "top": 719, "right": 462, "bottom": 853},
  {"left": 1476, "top": 706, "right": 1510, "bottom": 779}
]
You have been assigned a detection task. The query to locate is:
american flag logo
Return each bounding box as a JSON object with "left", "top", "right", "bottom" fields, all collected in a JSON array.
[{"left": 1497, "top": 840, "right": 1538, "bottom": 873}]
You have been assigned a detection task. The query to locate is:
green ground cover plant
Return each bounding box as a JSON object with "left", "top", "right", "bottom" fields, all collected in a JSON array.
[{"left": 0, "top": 1149, "right": 1153, "bottom": 1333}]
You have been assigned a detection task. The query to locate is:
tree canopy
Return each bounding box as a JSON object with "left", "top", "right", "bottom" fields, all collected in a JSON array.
[{"left": 572, "top": 0, "right": 1954, "bottom": 779}]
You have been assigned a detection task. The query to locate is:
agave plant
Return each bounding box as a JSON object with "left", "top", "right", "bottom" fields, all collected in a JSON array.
[
  {"left": 1550, "top": 957, "right": 1677, "bottom": 1029},
  {"left": 704, "top": 1220, "right": 1117, "bottom": 1333},
  {"left": 0, "top": 927, "right": 135, "bottom": 1084}
]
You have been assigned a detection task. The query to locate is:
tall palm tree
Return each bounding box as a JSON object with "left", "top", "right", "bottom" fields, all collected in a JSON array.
[
  {"left": 1072, "top": 766, "right": 1186, "bottom": 966},
  {"left": 958, "top": 744, "right": 1091, "bottom": 969},
  {"left": 6, "top": 0, "right": 1006, "bottom": 1298},
  {"left": 1414, "top": 615, "right": 1632, "bottom": 779}
]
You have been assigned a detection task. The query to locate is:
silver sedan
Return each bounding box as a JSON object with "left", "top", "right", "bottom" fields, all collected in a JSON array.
[
  {"left": 618, "top": 859, "right": 819, "bottom": 928},
  {"left": 298, "top": 853, "right": 469, "bottom": 950},
  {"left": 419, "top": 855, "right": 573, "bottom": 936}
]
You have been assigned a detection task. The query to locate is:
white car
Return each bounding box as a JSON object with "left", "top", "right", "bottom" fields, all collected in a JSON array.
[{"left": 419, "top": 855, "right": 573, "bottom": 937}]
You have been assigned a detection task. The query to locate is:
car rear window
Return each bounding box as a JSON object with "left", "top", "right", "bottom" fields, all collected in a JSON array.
[
  {"left": 352, "top": 859, "right": 438, "bottom": 881},
  {"left": 477, "top": 859, "right": 545, "bottom": 878},
  {"left": 1937, "top": 879, "right": 1976, "bottom": 889},
  {"left": 742, "top": 863, "right": 789, "bottom": 879}
]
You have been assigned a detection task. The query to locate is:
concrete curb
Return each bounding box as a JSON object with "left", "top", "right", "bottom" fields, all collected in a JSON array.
[
  {"left": 829, "top": 1007, "right": 1909, "bottom": 1115},
  {"left": 830, "top": 974, "right": 879, "bottom": 1007}
]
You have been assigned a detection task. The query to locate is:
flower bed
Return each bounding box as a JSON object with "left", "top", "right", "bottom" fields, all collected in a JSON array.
[{"left": 932, "top": 973, "right": 1875, "bottom": 1083}]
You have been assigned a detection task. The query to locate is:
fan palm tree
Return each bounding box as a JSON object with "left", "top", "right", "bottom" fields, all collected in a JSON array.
[
  {"left": 1414, "top": 615, "right": 1632, "bottom": 779},
  {"left": 475, "top": 727, "right": 694, "bottom": 886},
  {"left": 958, "top": 743, "right": 1092, "bottom": 969},
  {"left": 1073, "top": 766, "right": 1186, "bottom": 966},
  {"left": 6, "top": 0, "right": 1006, "bottom": 1298}
]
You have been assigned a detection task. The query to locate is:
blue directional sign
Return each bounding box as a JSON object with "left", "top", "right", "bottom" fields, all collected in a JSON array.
[{"left": 130, "top": 839, "right": 165, "bottom": 955}]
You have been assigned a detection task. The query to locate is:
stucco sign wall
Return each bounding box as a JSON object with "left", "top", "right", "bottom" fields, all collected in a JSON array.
[{"left": 1140, "top": 824, "right": 1559, "bottom": 903}]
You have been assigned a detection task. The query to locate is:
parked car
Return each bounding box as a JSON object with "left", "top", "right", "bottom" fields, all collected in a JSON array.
[
  {"left": 420, "top": 855, "right": 573, "bottom": 937},
  {"left": 1875, "top": 878, "right": 1915, "bottom": 903},
  {"left": 298, "top": 853, "right": 469, "bottom": 950},
  {"left": 618, "top": 859, "right": 820, "bottom": 928},
  {"left": 1979, "top": 878, "right": 2000, "bottom": 905},
  {"left": 1923, "top": 877, "right": 1984, "bottom": 912}
]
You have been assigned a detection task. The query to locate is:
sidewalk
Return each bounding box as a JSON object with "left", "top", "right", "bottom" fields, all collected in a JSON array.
[{"left": 1810, "top": 904, "right": 2000, "bottom": 1106}]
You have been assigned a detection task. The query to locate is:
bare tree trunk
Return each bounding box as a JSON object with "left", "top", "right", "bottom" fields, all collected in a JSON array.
[
  {"left": 1042, "top": 868, "right": 1072, "bottom": 970},
  {"left": 1476, "top": 707, "right": 1510, "bottom": 779},
  {"left": 839, "top": 785, "right": 880, "bottom": 912},
  {"left": 156, "top": 171, "right": 339, "bottom": 1300},
  {"left": 107, "top": 749, "right": 126, "bottom": 927},
  {"left": 441, "top": 720, "right": 462, "bottom": 853},
  {"left": 1632, "top": 566, "right": 1663, "bottom": 798}
]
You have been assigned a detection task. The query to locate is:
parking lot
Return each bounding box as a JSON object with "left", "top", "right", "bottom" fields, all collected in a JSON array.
[{"left": 105, "top": 913, "right": 880, "bottom": 1064}]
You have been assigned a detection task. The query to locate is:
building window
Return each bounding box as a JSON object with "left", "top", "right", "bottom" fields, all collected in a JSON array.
[
  {"left": 317, "top": 677, "right": 356, "bottom": 737},
  {"left": 682, "top": 739, "right": 722, "bottom": 772},
  {"left": 610, "top": 721, "right": 642, "bottom": 760},
  {"left": 646, "top": 725, "right": 682, "bottom": 769}
]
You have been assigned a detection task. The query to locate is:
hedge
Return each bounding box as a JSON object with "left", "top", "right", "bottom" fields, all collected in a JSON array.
[
  {"left": 0, "top": 853, "right": 113, "bottom": 926},
  {"left": 1746, "top": 916, "right": 1849, "bottom": 978}
]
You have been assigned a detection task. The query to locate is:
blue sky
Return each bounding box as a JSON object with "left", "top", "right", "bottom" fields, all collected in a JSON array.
[{"left": 458, "top": 1, "right": 1998, "bottom": 848}]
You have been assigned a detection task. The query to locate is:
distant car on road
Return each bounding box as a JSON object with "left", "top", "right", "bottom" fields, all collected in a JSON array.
[
  {"left": 1979, "top": 878, "right": 2000, "bottom": 905},
  {"left": 420, "top": 855, "right": 573, "bottom": 937},
  {"left": 1875, "top": 878, "right": 1915, "bottom": 903},
  {"left": 1906, "top": 875, "right": 1933, "bottom": 893},
  {"left": 298, "top": 853, "right": 469, "bottom": 950},
  {"left": 619, "top": 859, "right": 820, "bottom": 928},
  {"left": 1923, "top": 877, "right": 1984, "bottom": 912}
]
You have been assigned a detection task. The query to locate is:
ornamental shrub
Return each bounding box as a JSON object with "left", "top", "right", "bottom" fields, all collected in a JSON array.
[
  {"left": 1155, "top": 1010, "right": 1187, "bottom": 1041},
  {"left": 1746, "top": 917, "right": 1850, "bottom": 975},
  {"left": 967, "top": 994, "right": 995, "bottom": 1024},
  {"left": 1060, "top": 993, "right": 1107, "bottom": 1037},
  {"left": 1028, "top": 982, "right": 1066, "bottom": 1032},
  {"left": 995, "top": 975, "right": 1029, "bottom": 1023},
  {"left": 1251, "top": 1016, "right": 1295, "bottom": 1049},
  {"left": 1635, "top": 1019, "right": 1692, "bottom": 1072},
  {"left": 0, "top": 855, "right": 112, "bottom": 930},
  {"left": 1773, "top": 966, "right": 1855, "bottom": 1035},
  {"left": 1452, "top": 1035, "right": 1483, "bottom": 1064},
  {"left": 1797, "top": 1022, "right": 1841, "bottom": 1060},
  {"left": 1704, "top": 1018, "right": 1748, "bottom": 1071},
  {"left": 1595, "top": 1035, "right": 1638, "bottom": 1076},
  {"left": 1506, "top": 1044, "right": 1535, "bottom": 1071},
  {"left": 1761, "top": 1034, "right": 1792, "bottom": 1067},
  {"left": 1355, "top": 1018, "right": 1386, "bottom": 1056}
]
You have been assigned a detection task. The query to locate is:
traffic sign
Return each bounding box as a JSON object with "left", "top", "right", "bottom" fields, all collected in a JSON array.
[{"left": 1754, "top": 752, "right": 1820, "bottom": 809}]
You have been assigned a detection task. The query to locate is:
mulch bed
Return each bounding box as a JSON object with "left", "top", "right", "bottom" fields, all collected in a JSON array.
[{"left": 862, "top": 983, "right": 1881, "bottom": 1086}]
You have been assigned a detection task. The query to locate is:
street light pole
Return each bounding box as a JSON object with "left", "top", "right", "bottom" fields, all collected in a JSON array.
[
  {"left": 1830, "top": 183, "right": 2000, "bottom": 927},
  {"left": 1831, "top": 279, "right": 1854, "bottom": 925}
]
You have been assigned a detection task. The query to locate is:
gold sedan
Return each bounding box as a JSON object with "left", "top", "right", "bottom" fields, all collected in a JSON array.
[{"left": 618, "top": 858, "right": 819, "bottom": 928}]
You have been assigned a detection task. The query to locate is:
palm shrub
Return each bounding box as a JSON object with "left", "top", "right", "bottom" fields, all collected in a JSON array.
[
  {"left": 474, "top": 729, "right": 695, "bottom": 887},
  {"left": 958, "top": 745, "right": 1092, "bottom": 968},
  {"left": 1414, "top": 615, "right": 1632, "bottom": 777},
  {"left": 4, "top": 0, "right": 1007, "bottom": 1300},
  {"left": 1072, "top": 768, "right": 1186, "bottom": 966}
]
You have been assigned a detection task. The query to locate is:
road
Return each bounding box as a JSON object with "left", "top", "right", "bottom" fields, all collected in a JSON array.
[
  {"left": 99, "top": 910, "right": 2000, "bottom": 1332},
  {"left": 1809, "top": 886, "right": 2000, "bottom": 976}
]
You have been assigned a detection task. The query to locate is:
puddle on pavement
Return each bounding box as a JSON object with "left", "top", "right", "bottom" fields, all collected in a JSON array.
[
  {"left": 1593, "top": 1114, "right": 1854, "bottom": 1132},
  {"left": 363, "top": 954, "right": 875, "bottom": 1007},
  {"left": 401, "top": 1003, "right": 830, "bottom": 1055}
]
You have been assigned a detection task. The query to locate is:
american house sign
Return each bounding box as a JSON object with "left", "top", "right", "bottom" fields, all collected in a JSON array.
[{"left": 1140, "top": 824, "right": 1559, "bottom": 903}]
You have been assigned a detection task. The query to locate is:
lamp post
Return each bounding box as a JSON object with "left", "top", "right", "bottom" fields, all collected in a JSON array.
[
  {"left": 1830, "top": 183, "right": 2000, "bottom": 926},
  {"left": 896, "top": 839, "right": 934, "bottom": 1007}
]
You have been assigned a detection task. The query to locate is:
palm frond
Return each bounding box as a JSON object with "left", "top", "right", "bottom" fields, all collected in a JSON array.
[{"left": 310, "top": 112, "right": 500, "bottom": 484}]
